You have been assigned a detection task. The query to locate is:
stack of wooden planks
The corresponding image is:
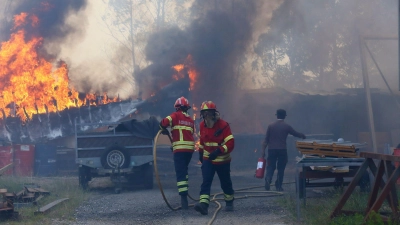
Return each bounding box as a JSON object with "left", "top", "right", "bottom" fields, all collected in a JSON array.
[{"left": 296, "top": 140, "right": 367, "bottom": 158}]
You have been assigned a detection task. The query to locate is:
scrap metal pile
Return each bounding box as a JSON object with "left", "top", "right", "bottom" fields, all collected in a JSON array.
[{"left": 296, "top": 140, "right": 367, "bottom": 158}]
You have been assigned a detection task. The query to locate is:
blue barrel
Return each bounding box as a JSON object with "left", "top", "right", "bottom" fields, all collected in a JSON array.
[{"left": 34, "top": 144, "right": 57, "bottom": 176}]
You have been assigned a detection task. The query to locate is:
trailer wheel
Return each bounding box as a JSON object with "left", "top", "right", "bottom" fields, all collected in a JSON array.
[
  {"left": 101, "top": 146, "right": 130, "bottom": 169},
  {"left": 143, "top": 163, "right": 154, "bottom": 189}
]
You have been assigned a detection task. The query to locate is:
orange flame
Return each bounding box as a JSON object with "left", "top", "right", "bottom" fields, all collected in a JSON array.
[
  {"left": 194, "top": 132, "right": 200, "bottom": 151},
  {"left": 0, "top": 12, "right": 117, "bottom": 121},
  {"left": 192, "top": 103, "right": 199, "bottom": 123},
  {"left": 171, "top": 55, "right": 199, "bottom": 90},
  {"left": 172, "top": 64, "right": 184, "bottom": 72},
  {"left": 192, "top": 103, "right": 198, "bottom": 111},
  {"left": 186, "top": 55, "right": 198, "bottom": 90}
]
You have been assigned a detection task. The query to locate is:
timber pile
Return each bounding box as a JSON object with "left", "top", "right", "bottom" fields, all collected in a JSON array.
[
  {"left": 296, "top": 140, "right": 367, "bottom": 158},
  {"left": 17, "top": 185, "right": 50, "bottom": 203},
  {"left": 4, "top": 184, "right": 49, "bottom": 206},
  {"left": 0, "top": 189, "right": 16, "bottom": 219},
  {"left": 0, "top": 184, "right": 50, "bottom": 219}
]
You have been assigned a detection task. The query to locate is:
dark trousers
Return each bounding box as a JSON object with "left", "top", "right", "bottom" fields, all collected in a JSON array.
[
  {"left": 199, "top": 160, "right": 234, "bottom": 204},
  {"left": 265, "top": 149, "right": 288, "bottom": 188},
  {"left": 174, "top": 152, "right": 193, "bottom": 195}
]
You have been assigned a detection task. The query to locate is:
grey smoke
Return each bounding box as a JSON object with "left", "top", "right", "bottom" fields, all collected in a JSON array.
[
  {"left": 136, "top": 0, "right": 257, "bottom": 112},
  {"left": 255, "top": 0, "right": 398, "bottom": 91},
  {"left": 1, "top": 0, "right": 88, "bottom": 56}
]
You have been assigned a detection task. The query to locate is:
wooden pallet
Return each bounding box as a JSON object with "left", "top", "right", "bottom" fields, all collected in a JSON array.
[
  {"left": 296, "top": 141, "right": 364, "bottom": 150},
  {"left": 296, "top": 140, "right": 365, "bottom": 158},
  {"left": 298, "top": 150, "right": 359, "bottom": 158}
]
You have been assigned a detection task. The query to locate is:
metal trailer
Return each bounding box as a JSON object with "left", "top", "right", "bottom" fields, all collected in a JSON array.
[{"left": 75, "top": 121, "right": 154, "bottom": 193}]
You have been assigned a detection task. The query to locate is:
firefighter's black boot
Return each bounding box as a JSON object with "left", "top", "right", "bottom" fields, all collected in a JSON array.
[
  {"left": 194, "top": 202, "right": 208, "bottom": 215},
  {"left": 225, "top": 200, "right": 234, "bottom": 211},
  {"left": 180, "top": 195, "right": 188, "bottom": 210}
]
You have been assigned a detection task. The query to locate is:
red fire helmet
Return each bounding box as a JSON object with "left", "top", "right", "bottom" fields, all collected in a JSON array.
[
  {"left": 174, "top": 96, "right": 190, "bottom": 108},
  {"left": 200, "top": 101, "right": 217, "bottom": 111}
]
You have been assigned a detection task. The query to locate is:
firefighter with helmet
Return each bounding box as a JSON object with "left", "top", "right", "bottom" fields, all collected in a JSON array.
[
  {"left": 194, "top": 101, "right": 235, "bottom": 215},
  {"left": 160, "top": 96, "right": 195, "bottom": 210}
]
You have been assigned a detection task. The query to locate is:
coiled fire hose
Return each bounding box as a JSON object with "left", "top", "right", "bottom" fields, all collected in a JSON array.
[{"left": 153, "top": 130, "right": 288, "bottom": 225}]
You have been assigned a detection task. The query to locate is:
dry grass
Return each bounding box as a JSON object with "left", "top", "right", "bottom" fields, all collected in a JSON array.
[{"left": 0, "top": 176, "right": 90, "bottom": 225}]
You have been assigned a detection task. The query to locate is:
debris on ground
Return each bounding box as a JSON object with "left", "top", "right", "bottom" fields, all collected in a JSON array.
[
  {"left": 0, "top": 189, "right": 18, "bottom": 219},
  {"left": 34, "top": 198, "right": 69, "bottom": 215},
  {"left": 0, "top": 183, "right": 51, "bottom": 219}
]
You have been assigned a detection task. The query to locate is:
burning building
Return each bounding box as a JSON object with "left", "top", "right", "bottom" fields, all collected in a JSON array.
[
  {"left": 1, "top": 0, "right": 398, "bottom": 157},
  {"left": 0, "top": 1, "right": 126, "bottom": 143}
]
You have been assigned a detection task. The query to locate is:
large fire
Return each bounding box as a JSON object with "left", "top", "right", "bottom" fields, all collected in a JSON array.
[{"left": 0, "top": 12, "right": 117, "bottom": 121}]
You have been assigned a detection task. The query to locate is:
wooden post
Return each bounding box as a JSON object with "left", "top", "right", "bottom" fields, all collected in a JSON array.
[
  {"left": 359, "top": 36, "right": 378, "bottom": 153},
  {"left": 330, "top": 152, "right": 400, "bottom": 222},
  {"left": 330, "top": 159, "right": 370, "bottom": 218},
  {"left": 365, "top": 160, "right": 385, "bottom": 213}
]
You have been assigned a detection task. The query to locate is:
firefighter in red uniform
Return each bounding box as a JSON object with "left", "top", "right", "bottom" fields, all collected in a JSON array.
[
  {"left": 160, "top": 96, "right": 195, "bottom": 210},
  {"left": 194, "top": 101, "right": 235, "bottom": 215}
]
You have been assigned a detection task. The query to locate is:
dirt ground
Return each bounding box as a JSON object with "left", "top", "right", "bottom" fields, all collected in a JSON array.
[{"left": 71, "top": 162, "right": 297, "bottom": 225}]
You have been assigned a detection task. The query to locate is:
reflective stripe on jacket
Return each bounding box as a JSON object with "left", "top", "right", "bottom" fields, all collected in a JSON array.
[
  {"left": 161, "top": 111, "right": 195, "bottom": 153},
  {"left": 198, "top": 119, "right": 234, "bottom": 164}
]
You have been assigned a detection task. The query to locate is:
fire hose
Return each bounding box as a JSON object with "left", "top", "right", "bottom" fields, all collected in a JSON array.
[{"left": 153, "top": 130, "right": 289, "bottom": 225}]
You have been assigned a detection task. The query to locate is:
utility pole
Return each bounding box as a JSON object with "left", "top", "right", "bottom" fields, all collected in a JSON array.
[{"left": 359, "top": 35, "right": 378, "bottom": 153}]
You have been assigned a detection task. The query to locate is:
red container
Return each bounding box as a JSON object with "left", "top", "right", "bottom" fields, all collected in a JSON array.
[
  {"left": 255, "top": 157, "right": 266, "bottom": 179},
  {"left": 13, "top": 144, "right": 35, "bottom": 176},
  {"left": 0, "top": 146, "right": 13, "bottom": 175},
  {"left": 394, "top": 148, "right": 400, "bottom": 185}
]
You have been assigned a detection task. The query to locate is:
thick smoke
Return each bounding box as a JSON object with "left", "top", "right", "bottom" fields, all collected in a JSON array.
[
  {"left": 136, "top": 27, "right": 190, "bottom": 98},
  {"left": 1, "top": 0, "right": 88, "bottom": 56},
  {"left": 255, "top": 0, "right": 398, "bottom": 91},
  {"left": 136, "top": 0, "right": 265, "bottom": 114}
]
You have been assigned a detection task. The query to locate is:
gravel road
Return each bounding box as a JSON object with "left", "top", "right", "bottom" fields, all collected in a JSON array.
[{"left": 71, "top": 162, "right": 295, "bottom": 225}]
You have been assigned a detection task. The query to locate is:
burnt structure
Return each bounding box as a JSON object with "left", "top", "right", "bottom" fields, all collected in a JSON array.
[{"left": 0, "top": 79, "right": 190, "bottom": 144}]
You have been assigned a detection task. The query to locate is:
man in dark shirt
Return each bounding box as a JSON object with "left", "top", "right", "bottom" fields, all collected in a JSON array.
[{"left": 261, "top": 109, "right": 306, "bottom": 191}]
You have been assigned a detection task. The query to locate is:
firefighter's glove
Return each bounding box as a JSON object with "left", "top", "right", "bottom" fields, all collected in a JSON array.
[
  {"left": 208, "top": 149, "right": 221, "bottom": 160},
  {"left": 159, "top": 124, "right": 169, "bottom": 135},
  {"left": 161, "top": 129, "right": 169, "bottom": 135},
  {"left": 199, "top": 151, "right": 203, "bottom": 163}
]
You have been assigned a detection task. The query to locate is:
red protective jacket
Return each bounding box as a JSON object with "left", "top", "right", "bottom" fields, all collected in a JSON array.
[
  {"left": 198, "top": 119, "right": 234, "bottom": 164},
  {"left": 160, "top": 111, "right": 195, "bottom": 153}
]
